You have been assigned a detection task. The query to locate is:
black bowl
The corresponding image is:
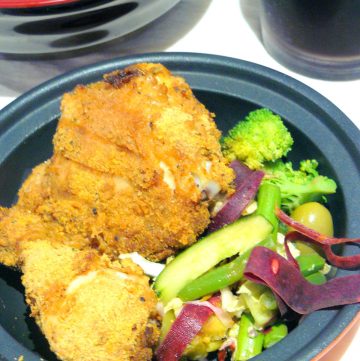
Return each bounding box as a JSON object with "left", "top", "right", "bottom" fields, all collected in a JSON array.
[
  {"left": 0, "top": 53, "right": 359, "bottom": 361},
  {"left": 0, "top": 0, "right": 180, "bottom": 54}
]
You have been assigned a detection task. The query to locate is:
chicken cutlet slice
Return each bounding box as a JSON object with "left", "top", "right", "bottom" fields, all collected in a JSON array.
[
  {"left": 0, "top": 205, "right": 68, "bottom": 267},
  {"left": 21, "top": 240, "right": 160, "bottom": 361},
  {"left": 0, "top": 63, "right": 234, "bottom": 266}
]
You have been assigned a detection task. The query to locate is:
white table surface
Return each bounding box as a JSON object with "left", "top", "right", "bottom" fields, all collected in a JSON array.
[{"left": 0, "top": 0, "right": 359, "bottom": 360}]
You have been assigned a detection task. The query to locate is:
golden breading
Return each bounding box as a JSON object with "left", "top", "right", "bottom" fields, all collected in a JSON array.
[
  {"left": 21, "top": 240, "right": 160, "bottom": 361},
  {"left": 0, "top": 206, "right": 67, "bottom": 267},
  {"left": 0, "top": 63, "right": 234, "bottom": 266}
]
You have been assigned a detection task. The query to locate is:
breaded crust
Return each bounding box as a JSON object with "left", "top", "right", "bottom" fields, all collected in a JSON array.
[
  {"left": 0, "top": 63, "right": 234, "bottom": 265},
  {"left": 21, "top": 241, "right": 160, "bottom": 361}
]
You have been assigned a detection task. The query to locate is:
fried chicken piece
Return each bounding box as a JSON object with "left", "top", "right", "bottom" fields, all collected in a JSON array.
[
  {"left": 21, "top": 240, "right": 160, "bottom": 361},
  {"left": 0, "top": 205, "right": 67, "bottom": 266},
  {"left": 0, "top": 63, "right": 234, "bottom": 266}
]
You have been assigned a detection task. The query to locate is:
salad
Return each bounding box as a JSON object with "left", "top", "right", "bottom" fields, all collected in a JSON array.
[{"left": 139, "top": 108, "right": 360, "bottom": 361}]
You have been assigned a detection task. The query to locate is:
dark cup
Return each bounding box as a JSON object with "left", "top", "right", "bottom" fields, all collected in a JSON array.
[{"left": 260, "top": 0, "right": 360, "bottom": 80}]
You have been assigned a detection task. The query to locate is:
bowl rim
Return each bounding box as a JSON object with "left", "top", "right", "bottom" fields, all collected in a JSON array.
[
  {"left": 0, "top": 0, "right": 80, "bottom": 9},
  {"left": 0, "top": 0, "right": 182, "bottom": 55},
  {"left": 0, "top": 52, "right": 359, "bottom": 361}
]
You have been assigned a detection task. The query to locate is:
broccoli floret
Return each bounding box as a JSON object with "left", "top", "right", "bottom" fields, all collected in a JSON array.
[
  {"left": 262, "top": 159, "right": 337, "bottom": 213},
  {"left": 221, "top": 109, "right": 294, "bottom": 169}
]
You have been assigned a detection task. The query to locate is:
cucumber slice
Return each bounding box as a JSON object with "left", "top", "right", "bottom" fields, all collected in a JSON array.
[{"left": 154, "top": 215, "right": 272, "bottom": 304}]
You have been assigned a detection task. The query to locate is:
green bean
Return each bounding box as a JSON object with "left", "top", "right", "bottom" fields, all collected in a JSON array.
[
  {"left": 296, "top": 253, "right": 326, "bottom": 277},
  {"left": 235, "top": 313, "right": 264, "bottom": 361},
  {"left": 305, "top": 272, "right": 327, "bottom": 285},
  {"left": 263, "top": 323, "right": 288, "bottom": 349},
  {"left": 256, "top": 184, "right": 281, "bottom": 241}
]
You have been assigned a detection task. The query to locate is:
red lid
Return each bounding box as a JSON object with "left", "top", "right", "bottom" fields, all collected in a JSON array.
[{"left": 0, "top": 0, "right": 80, "bottom": 8}]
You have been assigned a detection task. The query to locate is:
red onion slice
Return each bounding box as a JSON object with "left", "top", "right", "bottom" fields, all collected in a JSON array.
[
  {"left": 186, "top": 300, "right": 233, "bottom": 328},
  {"left": 322, "top": 244, "right": 360, "bottom": 269},
  {"left": 286, "top": 231, "right": 360, "bottom": 269},
  {"left": 156, "top": 296, "right": 220, "bottom": 361},
  {"left": 209, "top": 161, "right": 264, "bottom": 232},
  {"left": 276, "top": 207, "right": 360, "bottom": 245},
  {"left": 276, "top": 207, "right": 360, "bottom": 268},
  {"left": 283, "top": 233, "right": 300, "bottom": 269},
  {"left": 229, "top": 160, "right": 253, "bottom": 184},
  {"left": 244, "top": 246, "right": 360, "bottom": 314}
]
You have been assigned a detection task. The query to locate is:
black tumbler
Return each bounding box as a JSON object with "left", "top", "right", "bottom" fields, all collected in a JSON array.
[{"left": 260, "top": 0, "right": 360, "bottom": 80}]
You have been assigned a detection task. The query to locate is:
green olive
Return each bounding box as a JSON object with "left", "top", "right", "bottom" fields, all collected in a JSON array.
[
  {"left": 290, "top": 202, "right": 334, "bottom": 255},
  {"left": 291, "top": 202, "right": 334, "bottom": 236}
]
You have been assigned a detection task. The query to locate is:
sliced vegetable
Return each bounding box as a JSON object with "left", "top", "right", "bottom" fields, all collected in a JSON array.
[
  {"left": 322, "top": 244, "right": 360, "bottom": 269},
  {"left": 220, "top": 288, "right": 246, "bottom": 317},
  {"left": 178, "top": 237, "right": 275, "bottom": 302},
  {"left": 184, "top": 309, "right": 229, "bottom": 360},
  {"left": 186, "top": 300, "right": 233, "bottom": 328},
  {"left": 156, "top": 296, "right": 220, "bottom": 361},
  {"left": 230, "top": 159, "right": 253, "bottom": 183},
  {"left": 184, "top": 295, "right": 233, "bottom": 359},
  {"left": 263, "top": 323, "right": 288, "bottom": 349},
  {"left": 178, "top": 182, "right": 279, "bottom": 302},
  {"left": 282, "top": 234, "right": 300, "bottom": 270},
  {"left": 276, "top": 207, "right": 360, "bottom": 246},
  {"left": 154, "top": 214, "right": 272, "bottom": 304},
  {"left": 209, "top": 161, "right": 264, "bottom": 232},
  {"left": 159, "top": 310, "right": 175, "bottom": 342},
  {"left": 259, "top": 290, "right": 278, "bottom": 311},
  {"left": 283, "top": 235, "right": 326, "bottom": 275},
  {"left": 244, "top": 246, "right": 360, "bottom": 314},
  {"left": 238, "top": 281, "right": 278, "bottom": 328},
  {"left": 235, "top": 313, "right": 264, "bottom": 361},
  {"left": 276, "top": 207, "right": 360, "bottom": 268},
  {"left": 286, "top": 231, "right": 360, "bottom": 270}
]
